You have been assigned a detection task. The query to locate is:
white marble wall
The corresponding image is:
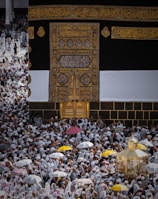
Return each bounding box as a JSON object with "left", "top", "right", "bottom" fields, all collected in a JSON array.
[{"left": 28, "top": 70, "right": 158, "bottom": 102}]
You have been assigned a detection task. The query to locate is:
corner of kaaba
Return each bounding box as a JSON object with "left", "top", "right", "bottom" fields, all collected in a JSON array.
[{"left": 1, "top": 0, "right": 158, "bottom": 198}]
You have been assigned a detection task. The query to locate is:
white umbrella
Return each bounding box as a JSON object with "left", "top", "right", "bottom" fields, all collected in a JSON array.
[
  {"left": 14, "top": 159, "right": 32, "bottom": 167},
  {"left": 49, "top": 152, "right": 64, "bottom": 159},
  {"left": 77, "top": 141, "right": 94, "bottom": 149},
  {"left": 77, "top": 157, "right": 87, "bottom": 163},
  {"left": 23, "top": 174, "right": 42, "bottom": 184},
  {"left": 75, "top": 178, "right": 93, "bottom": 185},
  {"left": 145, "top": 163, "right": 158, "bottom": 173},
  {"left": 51, "top": 170, "right": 67, "bottom": 177},
  {"left": 139, "top": 139, "right": 153, "bottom": 147}
]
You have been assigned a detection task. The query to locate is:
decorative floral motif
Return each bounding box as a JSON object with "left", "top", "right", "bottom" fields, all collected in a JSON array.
[
  {"left": 75, "top": 39, "right": 82, "bottom": 48},
  {"left": 80, "top": 74, "right": 91, "bottom": 85},
  {"left": 84, "top": 39, "right": 90, "bottom": 48},
  {"left": 57, "top": 73, "right": 68, "bottom": 85},
  {"left": 28, "top": 87, "right": 31, "bottom": 97},
  {"left": 58, "top": 39, "right": 65, "bottom": 47},
  {"left": 101, "top": 26, "right": 110, "bottom": 38},
  {"left": 37, "top": 26, "right": 45, "bottom": 37},
  {"left": 28, "top": 44, "right": 32, "bottom": 53},
  {"left": 67, "top": 39, "right": 74, "bottom": 47},
  {"left": 28, "top": 26, "right": 34, "bottom": 39},
  {"left": 28, "top": 75, "right": 31, "bottom": 84}
]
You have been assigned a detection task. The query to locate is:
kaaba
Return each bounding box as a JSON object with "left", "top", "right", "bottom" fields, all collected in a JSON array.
[{"left": 28, "top": 0, "right": 158, "bottom": 125}]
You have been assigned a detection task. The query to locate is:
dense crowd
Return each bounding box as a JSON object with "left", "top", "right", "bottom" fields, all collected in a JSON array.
[
  {"left": 0, "top": 15, "right": 28, "bottom": 62},
  {"left": 0, "top": 15, "right": 158, "bottom": 199},
  {"left": 1, "top": 113, "right": 158, "bottom": 199}
]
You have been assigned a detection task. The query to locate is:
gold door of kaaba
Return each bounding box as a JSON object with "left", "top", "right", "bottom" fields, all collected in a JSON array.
[{"left": 49, "top": 23, "right": 99, "bottom": 118}]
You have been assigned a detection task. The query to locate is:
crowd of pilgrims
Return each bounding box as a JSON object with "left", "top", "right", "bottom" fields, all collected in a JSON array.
[
  {"left": 0, "top": 15, "right": 28, "bottom": 60},
  {"left": 1, "top": 15, "right": 158, "bottom": 199}
]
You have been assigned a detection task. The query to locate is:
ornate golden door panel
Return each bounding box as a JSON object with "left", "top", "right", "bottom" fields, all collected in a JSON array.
[
  {"left": 49, "top": 23, "right": 99, "bottom": 118},
  {"left": 60, "top": 101, "right": 89, "bottom": 119}
]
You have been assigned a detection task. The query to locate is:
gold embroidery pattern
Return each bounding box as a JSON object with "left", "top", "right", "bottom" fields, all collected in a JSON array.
[
  {"left": 49, "top": 23, "right": 99, "bottom": 102},
  {"left": 111, "top": 27, "right": 158, "bottom": 40},
  {"left": 28, "top": 60, "right": 32, "bottom": 69},
  {"left": 29, "top": 6, "right": 158, "bottom": 22},
  {"left": 28, "top": 87, "right": 31, "bottom": 97},
  {"left": 101, "top": 26, "right": 110, "bottom": 38},
  {"left": 28, "top": 74, "right": 31, "bottom": 84},
  {"left": 28, "top": 44, "right": 32, "bottom": 53},
  {"left": 37, "top": 26, "right": 45, "bottom": 37},
  {"left": 28, "top": 26, "right": 34, "bottom": 39}
]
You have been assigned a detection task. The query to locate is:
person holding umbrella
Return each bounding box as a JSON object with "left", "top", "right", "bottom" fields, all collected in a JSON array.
[{"left": 66, "top": 120, "right": 81, "bottom": 136}]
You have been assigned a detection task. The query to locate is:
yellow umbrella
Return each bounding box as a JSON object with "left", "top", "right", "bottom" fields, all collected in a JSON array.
[
  {"left": 111, "top": 184, "right": 129, "bottom": 191},
  {"left": 137, "top": 143, "right": 147, "bottom": 151},
  {"left": 57, "top": 145, "right": 72, "bottom": 152},
  {"left": 101, "top": 150, "right": 117, "bottom": 157}
]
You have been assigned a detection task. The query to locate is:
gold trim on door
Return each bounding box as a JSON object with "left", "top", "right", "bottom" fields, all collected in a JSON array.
[{"left": 49, "top": 23, "right": 99, "bottom": 102}]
